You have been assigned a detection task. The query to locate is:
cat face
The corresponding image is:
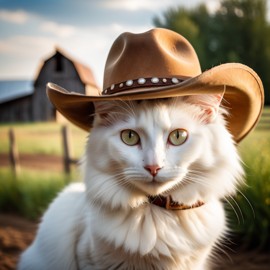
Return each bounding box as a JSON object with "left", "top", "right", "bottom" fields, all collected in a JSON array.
[{"left": 85, "top": 97, "right": 243, "bottom": 207}]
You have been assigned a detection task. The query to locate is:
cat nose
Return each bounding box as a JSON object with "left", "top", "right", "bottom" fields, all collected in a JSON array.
[{"left": 144, "top": 165, "right": 162, "bottom": 177}]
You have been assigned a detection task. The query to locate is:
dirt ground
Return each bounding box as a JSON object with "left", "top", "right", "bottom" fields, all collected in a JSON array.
[
  {"left": 0, "top": 214, "right": 37, "bottom": 270},
  {"left": 0, "top": 153, "right": 63, "bottom": 172},
  {"left": 0, "top": 213, "right": 269, "bottom": 270}
]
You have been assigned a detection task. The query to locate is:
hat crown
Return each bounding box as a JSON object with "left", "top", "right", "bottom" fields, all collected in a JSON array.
[
  {"left": 103, "top": 28, "right": 202, "bottom": 91},
  {"left": 47, "top": 28, "right": 263, "bottom": 143}
]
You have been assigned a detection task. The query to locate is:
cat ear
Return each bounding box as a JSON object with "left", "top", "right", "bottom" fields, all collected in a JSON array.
[{"left": 185, "top": 92, "right": 224, "bottom": 123}]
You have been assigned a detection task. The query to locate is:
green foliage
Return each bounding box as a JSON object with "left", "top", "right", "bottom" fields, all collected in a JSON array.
[
  {"left": 227, "top": 129, "right": 270, "bottom": 251},
  {"left": 0, "top": 168, "right": 76, "bottom": 220},
  {"left": 153, "top": 0, "right": 270, "bottom": 104}
]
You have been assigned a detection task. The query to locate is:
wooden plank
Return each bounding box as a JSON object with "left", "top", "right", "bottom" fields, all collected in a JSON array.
[
  {"left": 62, "top": 125, "right": 72, "bottom": 174},
  {"left": 9, "top": 128, "right": 20, "bottom": 176}
]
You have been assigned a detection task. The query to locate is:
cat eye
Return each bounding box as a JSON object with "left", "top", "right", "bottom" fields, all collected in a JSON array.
[
  {"left": 121, "top": 129, "right": 140, "bottom": 146},
  {"left": 168, "top": 129, "right": 188, "bottom": 146}
]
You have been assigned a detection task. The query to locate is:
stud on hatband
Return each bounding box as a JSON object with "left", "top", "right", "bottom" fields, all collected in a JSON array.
[
  {"left": 102, "top": 77, "right": 184, "bottom": 96},
  {"left": 138, "top": 78, "right": 146, "bottom": 84},
  {"left": 126, "top": 80, "right": 133, "bottom": 86},
  {"left": 151, "top": 77, "right": 159, "bottom": 83},
  {"left": 172, "top": 78, "right": 179, "bottom": 84}
]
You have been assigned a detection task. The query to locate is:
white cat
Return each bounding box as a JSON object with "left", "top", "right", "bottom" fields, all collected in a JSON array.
[{"left": 18, "top": 95, "right": 244, "bottom": 270}]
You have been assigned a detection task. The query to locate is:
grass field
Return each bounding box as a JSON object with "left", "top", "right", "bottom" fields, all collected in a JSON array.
[
  {"left": 0, "top": 122, "right": 85, "bottom": 219},
  {"left": 0, "top": 168, "right": 76, "bottom": 220},
  {"left": 0, "top": 122, "right": 87, "bottom": 158},
  {"left": 230, "top": 126, "right": 270, "bottom": 250},
  {"left": 0, "top": 109, "right": 269, "bottom": 250}
]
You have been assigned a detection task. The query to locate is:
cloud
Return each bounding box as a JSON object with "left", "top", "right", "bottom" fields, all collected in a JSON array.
[
  {"left": 0, "top": 15, "right": 158, "bottom": 81},
  {"left": 0, "top": 9, "right": 30, "bottom": 24},
  {"left": 100, "top": 0, "right": 176, "bottom": 11},
  {"left": 62, "top": 23, "right": 152, "bottom": 85},
  {"left": 0, "top": 35, "right": 54, "bottom": 55},
  {"left": 40, "top": 21, "right": 76, "bottom": 38},
  {"left": 0, "top": 35, "right": 56, "bottom": 79}
]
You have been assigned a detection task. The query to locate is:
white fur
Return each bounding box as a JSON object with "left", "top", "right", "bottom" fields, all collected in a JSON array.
[{"left": 18, "top": 97, "right": 244, "bottom": 270}]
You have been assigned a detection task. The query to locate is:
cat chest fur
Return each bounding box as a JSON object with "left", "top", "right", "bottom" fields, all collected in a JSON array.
[{"left": 76, "top": 199, "right": 225, "bottom": 270}]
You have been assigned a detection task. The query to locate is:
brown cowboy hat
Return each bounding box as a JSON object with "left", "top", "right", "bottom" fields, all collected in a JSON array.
[{"left": 47, "top": 28, "right": 264, "bottom": 143}]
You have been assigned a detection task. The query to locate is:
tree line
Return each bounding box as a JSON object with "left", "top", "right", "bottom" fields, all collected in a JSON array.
[{"left": 154, "top": 0, "right": 270, "bottom": 104}]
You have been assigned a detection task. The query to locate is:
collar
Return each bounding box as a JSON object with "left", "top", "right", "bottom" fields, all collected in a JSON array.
[{"left": 148, "top": 195, "right": 204, "bottom": 210}]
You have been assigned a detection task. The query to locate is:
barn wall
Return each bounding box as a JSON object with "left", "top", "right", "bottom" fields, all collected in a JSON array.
[
  {"left": 0, "top": 51, "right": 90, "bottom": 123},
  {"left": 0, "top": 96, "right": 33, "bottom": 122},
  {"left": 33, "top": 53, "right": 85, "bottom": 121},
  {"left": 35, "top": 55, "right": 85, "bottom": 92}
]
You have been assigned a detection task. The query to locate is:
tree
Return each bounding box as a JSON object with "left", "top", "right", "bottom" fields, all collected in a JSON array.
[{"left": 153, "top": 0, "right": 270, "bottom": 104}]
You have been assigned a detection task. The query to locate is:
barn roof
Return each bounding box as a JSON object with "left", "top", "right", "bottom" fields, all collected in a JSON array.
[
  {"left": 0, "top": 80, "right": 33, "bottom": 104},
  {"left": 69, "top": 54, "right": 97, "bottom": 87},
  {"left": 35, "top": 47, "right": 98, "bottom": 87}
]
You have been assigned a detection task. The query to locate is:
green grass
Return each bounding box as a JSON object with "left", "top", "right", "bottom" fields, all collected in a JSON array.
[
  {"left": 226, "top": 128, "right": 270, "bottom": 250},
  {"left": 0, "top": 122, "right": 87, "bottom": 158},
  {"left": 0, "top": 167, "right": 80, "bottom": 220},
  {"left": 0, "top": 111, "right": 269, "bottom": 250},
  {"left": 0, "top": 122, "right": 85, "bottom": 220}
]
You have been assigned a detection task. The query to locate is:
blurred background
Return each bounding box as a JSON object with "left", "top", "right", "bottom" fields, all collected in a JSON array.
[{"left": 0, "top": 0, "right": 269, "bottom": 269}]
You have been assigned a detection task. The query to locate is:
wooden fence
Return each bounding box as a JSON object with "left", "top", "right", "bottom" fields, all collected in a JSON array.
[
  {"left": 6, "top": 111, "right": 270, "bottom": 176},
  {"left": 9, "top": 128, "right": 20, "bottom": 176},
  {"left": 61, "top": 125, "right": 78, "bottom": 174},
  {"left": 8, "top": 125, "right": 77, "bottom": 175}
]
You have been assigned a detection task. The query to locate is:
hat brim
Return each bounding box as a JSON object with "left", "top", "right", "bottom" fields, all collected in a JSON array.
[{"left": 47, "top": 63, "right": 264, "bottom": 143}]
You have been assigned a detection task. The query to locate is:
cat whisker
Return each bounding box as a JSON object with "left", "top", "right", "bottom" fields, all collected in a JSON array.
[
  {"left": 168, "top": 97, "right": 181, "bottom": 111},
  {"left": 183, "top": 174, "right": 212, "bottom": 189},
  {"left": 184, "top": 172, "right": 209, "bottom": 182},
  {"left": 235, "top": 187, "right": 255, "bottom": 218},
  {"left": 120, "top": 99, "right": 137, "bottom": 118},
  {"left": 186, "top": 169, "right": 219, "bottom": 186},
  {"left": 164, "top": 178, "right": 186, "bottom": 194},
  {"left": 228, "top": 194, "right": 244, "bottom": 223},
  {"left": 224, "top": 197, "right": 240, "bottom": 225},
  {"left": 112, "top": 100, "right": 137, "bottom": 118},
  {"left": 88, "top": 173, "right": 128, "bottom": 195},
  {"left": 210, "top": 240, "right": 234, "bottom": 266},
  {"left": 187, "top": 168, "right": 209, "bottom": 177},
  {"left": 185, "top": 170, "right": 244, "bottom": 224}
]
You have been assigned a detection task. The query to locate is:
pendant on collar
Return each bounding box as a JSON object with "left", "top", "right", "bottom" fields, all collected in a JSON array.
[{"left": 148, "top": 195, "right": 204, "bottom": 210}]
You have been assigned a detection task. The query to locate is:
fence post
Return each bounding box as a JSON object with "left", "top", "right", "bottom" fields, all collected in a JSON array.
[
  {"left": 62, "top": 125, "right": 72, "bottom": 174},
  {"left": 9, "top": 128, "right": 20, "bottom": 176}
]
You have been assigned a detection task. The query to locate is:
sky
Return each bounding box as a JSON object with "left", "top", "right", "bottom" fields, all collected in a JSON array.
[{"left": 0, "top": 0, "right": 223, "bottom": 86}]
